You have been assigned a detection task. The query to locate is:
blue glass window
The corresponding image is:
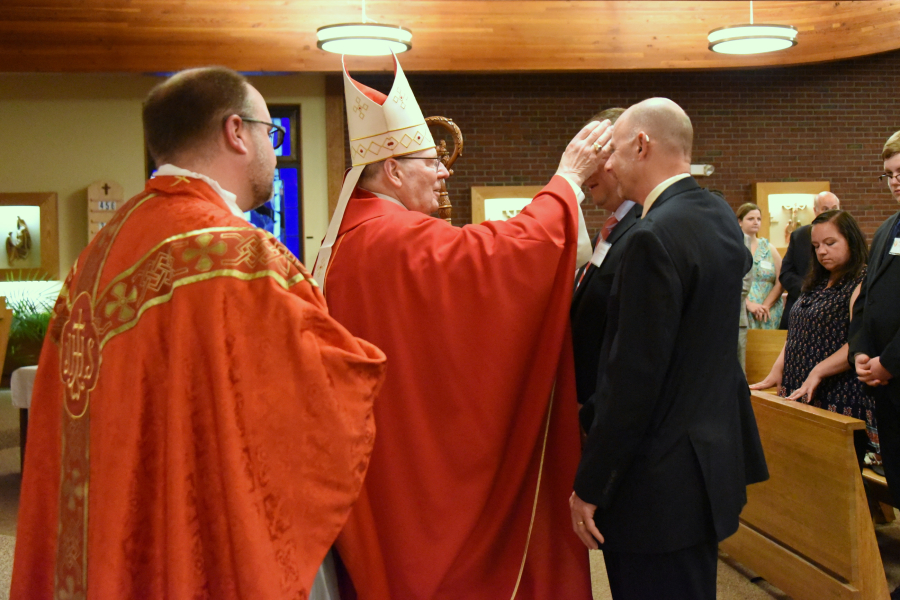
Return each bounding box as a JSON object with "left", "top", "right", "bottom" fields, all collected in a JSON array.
[{"left": 245, "top": 105, "right": 302, "bottom": 261}]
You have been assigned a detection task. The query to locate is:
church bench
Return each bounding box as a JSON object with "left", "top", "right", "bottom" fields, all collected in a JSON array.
[
  {"left": 746, "top": 327, "right": 896, "bottom": 518},
  {"left": 863, "top": 467, "right": 896, "bottom": 522},
  {"left": 720, "top": 390, "right": 889, "bottom": 600},
  {"left": 745, "top": 328, "right": 787, "bottom": 386}
]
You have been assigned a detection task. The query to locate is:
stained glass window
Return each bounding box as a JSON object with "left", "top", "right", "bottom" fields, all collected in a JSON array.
[{"left": 244, "top": 107, "right": 303, "bottom": 261}]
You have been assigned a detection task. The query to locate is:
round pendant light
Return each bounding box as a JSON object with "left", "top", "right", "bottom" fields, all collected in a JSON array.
[
  {"left": 708, "top": 2, "right": 797, "bottom": 55},
  {"left": 317, "top": 1, "right": 412, "bottom": 56},
  {"left": 316, "top": 23, "right": 412, "bottom": 56}
]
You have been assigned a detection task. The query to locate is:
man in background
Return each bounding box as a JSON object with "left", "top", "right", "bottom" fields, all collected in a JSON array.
[
  {"left": 779, "top": 190, "right": 841, "bottom": 329},
  {"left": 571, "top": 107, "right": 643, "bottom": 433},
  {"left": 11, "top": 67, "right": 386, "bottom": 600},
  {"left": 318, "top": 55, "right": 608, "bottom": 599},
  {"left": 570, "top": 98, "right": 768, "bottom": 600},
  {"left": 851, "top": 131, "right": 900, "bottom": 540}
]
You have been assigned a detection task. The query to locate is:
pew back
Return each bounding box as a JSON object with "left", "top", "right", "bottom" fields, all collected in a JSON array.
[
  {"left": 721, "top": 390, "right": 888, "bottom": 600},
  {"left": 745, "top": 328, "right": 787, "bottom": 386}
]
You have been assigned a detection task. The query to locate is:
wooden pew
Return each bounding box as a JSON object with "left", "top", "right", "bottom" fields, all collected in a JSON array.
[
  {"left": 746, "top": 327, "right": 896, "bottom": 517},
  {"left": 745, "top": 328, "right": 787, "bottom": 386},
  {"left": 863, "top": 468, "right": 896, "bottom": 522},
  {"left": 720, "top": 390, "right": 890, "bottom": 600}
]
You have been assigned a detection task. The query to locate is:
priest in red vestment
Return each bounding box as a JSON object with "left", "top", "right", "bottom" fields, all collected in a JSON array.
[
  {"left": 315, "top": 56, "right": 610, "bottom": 600},
  {"left": 11, "top": 67, "right": 386, "bottom": 600}
]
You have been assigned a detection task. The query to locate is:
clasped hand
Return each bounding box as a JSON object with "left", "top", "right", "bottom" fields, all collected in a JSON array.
[
  {"left": 746, "top": 301, "right": 770, "bottom": 322},
  {"left": 856, "top": 353, "right": 893, "bottom": 387}
]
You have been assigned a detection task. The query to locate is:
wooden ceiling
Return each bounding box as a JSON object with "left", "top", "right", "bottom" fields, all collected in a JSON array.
[{"left": 2, "top": 1, "right": 900, "bottom": 73}]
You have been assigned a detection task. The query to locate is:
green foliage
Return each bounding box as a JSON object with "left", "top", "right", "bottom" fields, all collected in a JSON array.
[{"left": 5, "top": 284, "right": 56, "bottom": 365}]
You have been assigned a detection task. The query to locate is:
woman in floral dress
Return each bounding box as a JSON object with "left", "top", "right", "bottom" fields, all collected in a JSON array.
[{"left": 737, "top": 203, "right": 784, "bottom": 329}]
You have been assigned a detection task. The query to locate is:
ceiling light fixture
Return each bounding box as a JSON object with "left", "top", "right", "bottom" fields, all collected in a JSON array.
[
  {"left": 708, "top": 1, "right": 797, "bottom": 55},
  {"left": 317, "top": 0, "right": 412, "bottom": 56}
]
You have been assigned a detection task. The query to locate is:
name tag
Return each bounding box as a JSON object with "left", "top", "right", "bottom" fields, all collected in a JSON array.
[
  {"left": 590, "top": 240, "right": 611, "bottom": 268},
  {"left": 759, "top": 260, "right": 774, "bottom": 270},
  {"left": 890, "top": 238, "right": 900, "bottom": 256}
]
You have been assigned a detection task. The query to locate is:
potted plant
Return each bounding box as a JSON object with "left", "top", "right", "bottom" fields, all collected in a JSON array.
[{"left": 3, "top": 286, "right": 54, "bottom": 382}]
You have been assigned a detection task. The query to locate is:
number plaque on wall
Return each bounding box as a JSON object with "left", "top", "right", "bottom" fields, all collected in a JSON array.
[{"left": 88, "top": 180, "right": 124, "bottom": 241}]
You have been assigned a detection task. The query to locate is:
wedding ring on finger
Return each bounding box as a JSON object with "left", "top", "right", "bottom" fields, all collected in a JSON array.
[{"left": 592, "top": 142, "right": 603, "bottom": 153}]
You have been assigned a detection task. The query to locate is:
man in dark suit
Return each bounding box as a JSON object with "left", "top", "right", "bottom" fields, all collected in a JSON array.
[
  {"left": 569, "top": 98, "right": 769, "bottom": 600},
  {"left": 778, "top": 191, "right": 841, "bottom": 329},
  {"left": 571, "top": 107, "right": 643, "bottom": 433},
  {"left": 851, "top": 130, "right": 900, "bottom": 527}
]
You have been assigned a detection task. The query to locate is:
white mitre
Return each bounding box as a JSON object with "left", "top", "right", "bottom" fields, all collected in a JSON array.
[
  {"left": 312, "top": 53, "right": 435, "bottom": 289},
  {"left": 345, "top": 56, "right": 435, "bottom": 165}
]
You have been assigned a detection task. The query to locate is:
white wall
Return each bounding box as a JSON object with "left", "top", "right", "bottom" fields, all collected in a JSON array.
[{"left": 0, "top": 72, "right": 329, "bottom": 276}]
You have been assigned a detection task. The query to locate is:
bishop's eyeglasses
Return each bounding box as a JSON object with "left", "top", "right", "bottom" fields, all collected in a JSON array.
[
  {"left": 240, "top": 117, "right": 286, "bottom": 150},
  {"left": 398, "top": 156, "right": 445, "bottom": 172},
  {"left": 879, "top": 172, "right": 900, "bottom": 185}
]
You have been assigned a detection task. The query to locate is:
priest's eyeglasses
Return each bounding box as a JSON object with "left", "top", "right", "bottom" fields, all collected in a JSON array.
[
  {"left": 398, "top": 156, "right": 444, "bottom": 172},
  {"left": 880, "top": 172, "right": 900, "bottom": 185},
  {"left": 240, "top": 117, "right": 286, "bottom": 150}
]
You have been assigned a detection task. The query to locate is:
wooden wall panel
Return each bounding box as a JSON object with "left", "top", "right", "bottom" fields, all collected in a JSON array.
[{"left": 2, "top": 1, "right": 900, "bottom": 73}]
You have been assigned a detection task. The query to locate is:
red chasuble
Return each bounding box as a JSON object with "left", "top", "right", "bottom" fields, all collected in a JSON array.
[
  {"left": 325, "top": 176, "right": 591, "bottom": 599},
  {"left": 11, "top": 176, "right": 386, "bottom": 600}
]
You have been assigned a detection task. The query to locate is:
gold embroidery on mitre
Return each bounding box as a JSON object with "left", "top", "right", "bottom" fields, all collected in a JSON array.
[
  {"left": 353, "top": 97, "right": 369, "bottom": 119},
  {"left": 60, "top": 292, "right": 101, "bottom": 419}
]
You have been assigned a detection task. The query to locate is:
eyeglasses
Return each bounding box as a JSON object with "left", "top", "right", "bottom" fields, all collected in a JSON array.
[
  {"left": 241, "top": 117, "right": 286, "bottom": 150},
  {"left": 879, "top": 172, "right": 900, "bottom": 185},
  {"left": 397, "top": 156, "right": 444, "bottom": 172}
]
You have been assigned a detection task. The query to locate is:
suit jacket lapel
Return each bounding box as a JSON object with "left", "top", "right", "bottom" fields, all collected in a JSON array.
[{"left": 869, "top": 212, "right": 900, "bottom": 287}]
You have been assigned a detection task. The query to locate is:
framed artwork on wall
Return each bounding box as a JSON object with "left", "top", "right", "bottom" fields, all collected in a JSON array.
[
  {"left": 470, "top": 186, "right": 542, "bottom": 224},
  {"left": 0, "top": 192, "right": 59, "bottom": 280},
  {"left": 752, "top": 181, "right": 830, "bottom": 252}
]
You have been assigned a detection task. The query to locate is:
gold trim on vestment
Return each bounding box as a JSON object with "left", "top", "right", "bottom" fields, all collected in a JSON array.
[
  {"left": 52, "top": 181, "right": 317, "bottom": 599},
  {"left": 100, "top": 268, "right": 306, "bottom": 348},
  {"left": 509, "top": 384, "right": 555, "bottom": 600},
  {"left": 89, "top": 192, "right": 158, "bottom": 299},
  {"left": 97, "top": 226, "right": 297, "bottom": 299}
]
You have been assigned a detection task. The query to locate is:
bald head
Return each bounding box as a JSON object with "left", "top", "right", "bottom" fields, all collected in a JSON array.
[
  {"left": 617, "top": 98, "right": 693, "bottom": 161},
  {"left": 813, "top": 191, "right": 840, "bottom": 214}
]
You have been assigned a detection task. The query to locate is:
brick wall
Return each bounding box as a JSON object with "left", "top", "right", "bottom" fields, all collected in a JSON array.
[{"left": 351, "top": 48, "right": 900, "bottom": 242}]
